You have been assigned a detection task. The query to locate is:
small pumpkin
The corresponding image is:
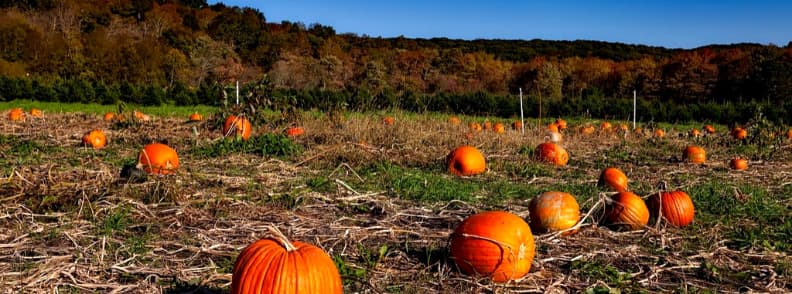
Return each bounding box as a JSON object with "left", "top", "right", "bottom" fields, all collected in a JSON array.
[
  {"left": 231, "top": 226, "right": 342, "bottom": 294},
  {"left": 223, "top": 115, "right": 253, "bottom": 141},
  {"left": 29, "top": 108, "right": 43, "bottom": 117},
  {"left": 534, "top": 142, "right": 569, "bottom": 166},
  {"left": 511, "top": 121, "right": 523, "bottom": 131},
  {"left": 547, "top": 123, "right": 559, "bottom": 133},
  {"left": 285, "top": 127, "right": 305, "bottom": 137},
  {"left": 683, "top": 146, "right": 706, "bottom": 164},
  {"left": 447, "top": 146, "right": 486, "bottom": 176},
  {"left": 528, "top": 191, "right": 580, "bottom": 233},
  {"left": 8, "top": 108, "right": 24, "bottom": 121},
  {"left": 450, "top": 211, "right": 535, "bottom": 283},
  {"left": 382, "top": 116, "right": 395, "bottom": 125},
  {"left": 555, "top": 118, "right": 567, "bottom": 130},
  {"left": 580, "top": 125, "right": 595, "bottom": 135},
  {"left": 731, "top": 127, "right": 747, "bottom": 140},
  {"left": 786, "top": 129, "right": 792, "bottom": 140},
  {"left": 189, "top": 112, "right": 203, "bottom": 121},
  {"left": 690, "top": 129, "right": 701, "bottom": 138},
  {"left": 133, "top": 110, "right": 151, "bottom": 121},
  {"left": 137, "top": 143, "right": 179, "bottom": 175},
  {"left": 600, "top": 121, "right": 612, "bottom": 132},
  {"left": 598, "top": 167, "right": 628, "bottom": 192},
  {"left": 469, "top": 122, "right": 483, "bottom": 132},
  {"left": 103, "top": 112, "right": 115, "bottom": 121},
  {"left": 703, "top": 125, "right": 715, "bottom": 134},
  {"left": 449, "top": 116, "right": 461, "bottom": 125},
  {"left": 81, "top": 129, "right": 107, "bottom": 149},
  {"left": 648, "top": 190, "right": 695, "bottom": 227},
  {"left": 493, "top": 123, "right": 505, "bottom": 134},
  {"left": 654, "top": 129, "right": 666, "bottom": 138},
  {"left": 604, "top": 191, "right": 649, "bottom": 231},
  {"left": 729, "top": 157, "right": 748, "bottom": 171},
  {"left": 619, "top": 123, "right": 629, "bottom": 132}
]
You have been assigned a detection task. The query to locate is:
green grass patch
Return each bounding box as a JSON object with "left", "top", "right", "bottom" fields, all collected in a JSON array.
[
  {"left": 0, "top": 99, "right": 216, "bottom": 117},
  {"left": 191, "top": 133, "right": 302, "bottom": 158}
]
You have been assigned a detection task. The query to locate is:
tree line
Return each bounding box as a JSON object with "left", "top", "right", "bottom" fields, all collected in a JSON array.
[{"left": 1, "top": 0, "right": 791, "bottom": 124}]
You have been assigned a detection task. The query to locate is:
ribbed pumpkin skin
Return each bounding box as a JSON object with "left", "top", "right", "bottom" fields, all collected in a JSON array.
[
  {"left": 649, "top": 191, "right": 695, "bottom": 227},
  {"left": 231, "top": 238, "right": 343, "bottom": 294},
  {"left": 684, "top": 146, "right": 706, "bottom": 164},
  {"left": 450, "top": 211, "right": 535, "bottom": 283},
  {"left": 598, "top": 167, "right": 628, "bottom": 192},
  {"left": 138, "top": 143, "right": 179, "bottom": 175},
  {"left": 82, "top": 130, "right": 107, "bottom": 149},
  {"left": 604, "top": 192, "right": 649, "bottom": 230},
  {"left": 528, "top": 192, "right": 580, "bottom": 233},
  {"left": 447, "top": 146, "right": 486, "bottom": 176},
  {"left": 535, "top": 142, "right": 569, "bottom": 166},
  {"left": 224, "top": 115, "right": 253, "bottom": 141}
]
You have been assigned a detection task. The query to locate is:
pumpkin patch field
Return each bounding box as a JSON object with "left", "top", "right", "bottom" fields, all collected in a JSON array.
[{"left": 0, "top": 106, "right": 791, "bottom": 293}]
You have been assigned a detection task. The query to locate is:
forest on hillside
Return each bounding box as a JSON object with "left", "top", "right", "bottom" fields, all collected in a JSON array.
[{"left": 1, "top": 0, "right": 792, "bottom": 123}]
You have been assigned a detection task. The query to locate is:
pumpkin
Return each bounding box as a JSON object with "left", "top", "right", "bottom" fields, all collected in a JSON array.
[
  {"left": 223, "top": 115, "right": 253, "bottom": 141},
  {"left": 547, "top": 123, "right": 559, "bottom": 133},
  {"left": 231, "top": 226, "right": 342, "bottom": 294},
  {"left": 683, "top": 146, "right": 706, "bottom": 164},
  {"left": 598, "top": 167, "right": 628, "bottom": 192},
  {"left": 493, "top": 123, "right": 505, "bottom": 134},
  {"left": 189, "top": 112, "right": 203, "bottom": 121},
  {"left": 648, "top": 190, "right": 695, "bottom": 227},
  {"left": 469, "top": 122, "right": 483, "bottom": 132},
  {"left": 703, "top": 125, "right": 715, "bottom": 134},
  {"left": 555, "top": 118, "right": 567, "bottom": 130},
  {"left": 604, "top": 191, "right": 649, "bottom": 231},
  {"left": 787, "top": 129, "right": 792, "bottom": 140},
  {"left": 133, "top": 110, "right": 151, "bottom": 121},
  {"left": 600, "top": 121, "right": 612, "bottom": 132},
  {"left": 619, "top": 123, "right": 629, "bottom": 132},
  {"left": 729, "top": 157, "right": 748, "bottom": 171},
  {"left": 690, "top": 129, "right": 701, "bottom": 138},
  {"left": 528, "top": 191, "right": 580, "bottom": 233},
  {"left": 137, "top": 143, "right": 179, "bottom": 175},
  {"left": 450, "top": 211, "right": 535, "bottom": 282},
  {"left": 29, "top": 108, "right": 43, "bottom": 117},
  {"left": 654, "top": 129, "right": 666, "bottom": 138},
  {"left": 285, "top": 127, "right": 305, "bottom": 137},
  {"left": 580, "top": 125, "right": 595, "bottom": 135},
  {"left": 81, "top": 129, "right": 107, "bottom": 149},
  {"left": 103, "top": 112, "right": 115, "bottom": 121},
  {"left": 512, "top": 121, "right": 523, "bottom": 131},
  {"left": 483, "top": 120, "right": 492, "bottom": 130},
  {"left": 731, "top": 127, "right": 747, "bottom": 140},
  {"left": 534, "top": 142, "right": 569, "bottom": 166},
  {"left": 382, "top": 116, "right": 395, "bottom": 125},
  {"left": 447, "top": 146, "right": 486, "bottom": 176},
  {"left": 8, "top": 108, "right": 24, "bottom": 121},
  {"left": 449, "top": 116, "right": 461, "bottom": 125}
]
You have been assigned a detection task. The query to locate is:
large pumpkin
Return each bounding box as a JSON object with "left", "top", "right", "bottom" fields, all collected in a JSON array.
[
  {"left": 82, "top": 129, "right": 107, "bottom": 149},
  {"left": 231, "top": 226, "right": 342, "bottom": 294},
  {"left": 447, "top": 146, "right": 486, "bottom": 176},
  {"left": 450, "top": 211, "right": 535, "bottom": 283},
  {"left": 683, "top": 146, "right": 706, "bottom": 164},
  {"left": 534, "top": 142, "right": 569, "bottom": 166},
  {"left": 8, "top": 108, "right": 24, "bottom": 121},
  {"left": 604, "top": 191, "right": 649, "bottom": 231},
  {"left": 223, "top": 115, "right": 253, "bottom": 141},
  {"left": 598, "top": 167, "right": 628, "bottom": 192},
  {"left": 137, "top": 143, "right": 179, "bottom": 175},
  {"left": 648, "top": 190, "right": 695, "bottom": 227},
  {"left": 528, "top": 191, "right": 580, "bottom": 233}
]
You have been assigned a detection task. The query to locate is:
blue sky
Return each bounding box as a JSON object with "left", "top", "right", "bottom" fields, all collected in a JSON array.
[{"left": 210, "top": 1, "right": 792, "bottom": 49}]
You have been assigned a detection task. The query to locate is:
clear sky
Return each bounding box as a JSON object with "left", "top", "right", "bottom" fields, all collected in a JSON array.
[{"left": 209, "top": 1, "right": 792, "bottom": 49}]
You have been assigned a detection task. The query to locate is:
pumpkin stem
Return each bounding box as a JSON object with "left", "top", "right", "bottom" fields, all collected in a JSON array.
[{"left": 266, "top": 225, "right": 298, "bottom": 252}]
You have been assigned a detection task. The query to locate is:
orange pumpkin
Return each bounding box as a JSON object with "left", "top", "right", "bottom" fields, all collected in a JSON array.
[
  {"left": 189, "top": 112, "right": 203, "bottom": 121},
  {"left": 604, "top": 191, "right": 649, "bottom": 231},
  {"left": 786, "top": 129, "right": 792, "bottom": 140},
  {"left": 133, "top": 110, "right": 151, "bottom": 121},
  {"left": 654, "top": 129, "right": 666, "bottom": 138},
  {"left": 580, "top": 125, "right": 595, "bottom": 135},
  {"left": 600, "top": 121, "right": 612, "bottom": 132},
  {"left": 528, "top": 191, "right": 580, "bottom": 233},
  {"left": 703, "top": 125, "right": 716, "bottom": 134},
  {"left": 450, "top": 211, "right": 535, "bottom": 283},
  {"left": 493, "top": 123, "right": 505, "bottom": 134},
  {"left": 285, "top": 127, "right": 305, "bottom": 137},
  {"left": 81, "top": 129, "right": 107, "bottom": 149},
  {"left": 103, "top": 112, "right": 115, "bottom": 121},
  {"left": 683, "top": 146, "right": 706, "bottom": 164},
  {"left": 534, "top": 142, "right": 569, "bottom": 166},
  {"left": 547, "top": 123, "right": 559, "bottom": 133},
  {"left": 449, "top": 116, "right": 461, "bottom": 126},
  {"left": 8, "top": 108, "right": 24, "bottom": 121},
  {"left": 29, "top": 108, "right": 43, "bottom": 117},
  {"left": 447, "top": 146, "right": 486, "bottom": 176},
  {"left": 648, "top": 190, "right": 695, "bottom": 227},
  {"left": 223, "top": 115, "right": 253, "bottom": 141},
  {"left": 469, "top": 122, "right": 483, "bottom": 132},
  {"left": 137, "top": 143, "right": 179, "bottom": 175},
  {"left": 731, "top": 127, "right": 747, "bottom": 140},
  {"left": 231, "top": 226, "right": 342, "bottom": 294},
  {"left": 555, "top": 118, "right": 568, "bottom": 130},
  {"left": 689, "top": 129, "right": 701, "bottom": 138},
  {"left": 512, "top": 121, "right": 523, "bottom": 131},
  {"left": 382, "top": 116, "right": 395, "bottom": 125},
  {"left": 619, "top": 123, "right": 629, "bottom": 132},
  {"left": 598, "top": 167, "right": 628, "bottom": 192},
  {"left": 482, "top": 120, "right": 492, "bottom": 130},
  {"left": 729, "top": 157, "right": 748, "bottom": 171}
]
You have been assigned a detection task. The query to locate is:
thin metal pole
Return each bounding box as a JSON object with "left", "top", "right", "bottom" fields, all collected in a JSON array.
[
  {"left": 519, "top": 88, "right": 525, "bottom": 134},
  {"left": 236, "top": 80, "right": 240, "bottom": 105},
  {"left": 633, "top": 90, "right": 636, "bottom": 129}
]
